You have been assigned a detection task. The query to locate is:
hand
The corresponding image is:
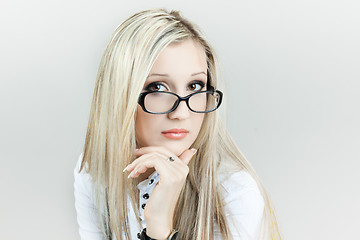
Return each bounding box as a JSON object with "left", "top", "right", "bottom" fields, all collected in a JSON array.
[{"left": 124, "top": 146, "right": 197, "bottom": 239}]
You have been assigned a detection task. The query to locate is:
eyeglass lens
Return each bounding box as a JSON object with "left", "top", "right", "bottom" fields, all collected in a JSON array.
[{"left": 144, "top": 91, "right": 220, "bottom": 113}]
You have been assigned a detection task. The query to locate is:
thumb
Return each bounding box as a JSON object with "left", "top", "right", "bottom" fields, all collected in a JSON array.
[{"left": 178, "top": 148, "right": 197, "bottom": 165}]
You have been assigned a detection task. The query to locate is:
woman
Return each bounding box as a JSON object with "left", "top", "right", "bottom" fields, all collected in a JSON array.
[{"left": 74, "top": 8, "right": 282, "bottom": 240}]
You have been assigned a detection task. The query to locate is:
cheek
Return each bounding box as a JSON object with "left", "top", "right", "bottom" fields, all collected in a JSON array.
[
  {"left": 192, "top": 114, "right": 206, "bottom": 133},
  {"left": 135, "top": 106, "right": 161, "bottom": 143},
  {"left": 135, "top": 106, "right": 148, "bottom": 141}
]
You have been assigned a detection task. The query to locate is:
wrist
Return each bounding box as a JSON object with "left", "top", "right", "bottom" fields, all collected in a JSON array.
[
  {"left": 146, "top": 227, "right": 171, "bottom": 239},
  {"left": 140, "top": 228, "right": 179, "bottom": 240},
  {"left": 145, "top": 219, "right": 172, "bottom": 238}
]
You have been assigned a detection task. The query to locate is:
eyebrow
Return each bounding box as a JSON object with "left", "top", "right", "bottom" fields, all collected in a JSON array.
[{"left": 147, "top": 71, "right": 207, "bottom": 78}]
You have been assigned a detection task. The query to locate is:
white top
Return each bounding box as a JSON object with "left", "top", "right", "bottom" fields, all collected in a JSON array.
[{"left": 74, "top": 153, "right": 265, "bottom": 240}]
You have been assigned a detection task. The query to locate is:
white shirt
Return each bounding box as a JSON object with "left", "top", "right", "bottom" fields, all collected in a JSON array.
[{"left": 74, "top": 153, "right": 264, "bottom": 240}]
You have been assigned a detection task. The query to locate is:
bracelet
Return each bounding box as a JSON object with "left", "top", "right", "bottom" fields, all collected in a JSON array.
[{"left": 140, "top": 228, "right": 179, "bottom": 240}]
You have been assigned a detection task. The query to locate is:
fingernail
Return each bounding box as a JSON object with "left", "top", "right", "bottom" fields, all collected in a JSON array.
[
  {"left": 190, "top": 148, "right": 197, "bottom": 155},
  {"left": 135, "top": 148, "right": 139, "bottom": 151},
  {"left": 128, "top": 170, "right": 138, "bottom": 178},
  {"left": 123, "top": 165, "right": 129, "bottom": 172}
]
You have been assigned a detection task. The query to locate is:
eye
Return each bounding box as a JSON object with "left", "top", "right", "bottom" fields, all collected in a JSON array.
[
  {"left": 188, "top": 81, "right": 205, "bottom": 91},
  {"left": 144, "top": 82, "right": 167, "bottom": 92}
]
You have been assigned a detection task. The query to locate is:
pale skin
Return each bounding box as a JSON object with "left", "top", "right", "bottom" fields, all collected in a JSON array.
[{"left": 124, "top": 39, "right": 208, "bottom": 239}]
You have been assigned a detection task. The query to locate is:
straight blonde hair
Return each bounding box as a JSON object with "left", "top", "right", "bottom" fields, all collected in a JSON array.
[{"left": 79, "top": 8, "right": 282, "bottom": 240}]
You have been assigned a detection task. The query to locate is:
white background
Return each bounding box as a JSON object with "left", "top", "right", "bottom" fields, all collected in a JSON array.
[{"left": 1, "top": 0, "right": 359, "bottom": 239}]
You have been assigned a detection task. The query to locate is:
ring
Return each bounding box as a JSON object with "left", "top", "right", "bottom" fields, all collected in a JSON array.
[{"left": 168, "top": 156, "right": 175, "bottom": 162}]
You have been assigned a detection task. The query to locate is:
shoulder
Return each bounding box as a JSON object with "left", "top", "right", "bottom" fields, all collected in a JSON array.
[
  {"left": 217, "top": 158, "right": 263, "bottom": 201},
  {"left": 216, "top": 169, "right": 265, "bottom": 239},
  {"left": 74, "top": 152, "right": 86, "bottom": 174},
  {"left": 217, "top": 163, "right": 264, "bottom": 214},
  {"left": 73, "top": 153, "right": 96, "bottom": 201},
  {"left": 73, "top": 152, "right": 88, "bottom": 182},
  {"left": 73, "top": 153, "right": 108, "bottom": 238},
  {"left": 219, "top": 170, "right": 261, "bottom": 196}
]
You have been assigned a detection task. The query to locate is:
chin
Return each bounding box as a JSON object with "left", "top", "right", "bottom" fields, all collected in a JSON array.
[
  {"left": 137, "top": 139, "right": 193, "bottom": 157},
  {"left": 162, "top": 141, "right": 192, "bottom": 157}
]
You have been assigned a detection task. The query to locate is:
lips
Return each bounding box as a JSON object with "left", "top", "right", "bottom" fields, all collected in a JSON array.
[
  {"left": 161, "top": 128, "right": 189, "bottom": 140},
  {"left": 162, "top": 128, "right": 189, "bottom": 134}
]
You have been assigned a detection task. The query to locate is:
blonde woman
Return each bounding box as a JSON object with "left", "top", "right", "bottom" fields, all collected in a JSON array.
[{"left": 74, "top": 8, "right": 282, "bottom": 240}]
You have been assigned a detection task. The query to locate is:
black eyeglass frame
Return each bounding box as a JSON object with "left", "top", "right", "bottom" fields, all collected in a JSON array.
[{"left": 138, "top": 87, "right": 223, "bottom": 114}]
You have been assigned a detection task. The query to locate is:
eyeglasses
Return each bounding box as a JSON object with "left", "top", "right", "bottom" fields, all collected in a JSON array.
[{"left": 138, "top": 88, "right": 223, "bottom": 114}]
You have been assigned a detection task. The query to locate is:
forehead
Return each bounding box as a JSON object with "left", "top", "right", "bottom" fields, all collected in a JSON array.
[{"left": 149, "top": 39, "right": 207, "bottom": 77}]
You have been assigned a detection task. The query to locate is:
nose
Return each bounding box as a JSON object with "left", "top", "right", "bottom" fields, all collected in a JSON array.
[{"left": 168, "top": 99, "right": 190, "bottom": 120}]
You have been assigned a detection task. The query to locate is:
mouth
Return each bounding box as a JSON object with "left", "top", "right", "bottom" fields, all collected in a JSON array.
[{"left": 161, "top": 128, "right": 189, "bottom": 140}]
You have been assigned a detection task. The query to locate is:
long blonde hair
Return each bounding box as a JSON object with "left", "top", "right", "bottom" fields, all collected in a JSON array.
[{"left": 79, "top": 8, "right": 282, "bottom": 240}]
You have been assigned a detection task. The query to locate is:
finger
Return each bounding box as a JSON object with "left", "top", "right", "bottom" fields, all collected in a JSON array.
[
  {"left": 125, "top": 152, "right": 167, "bottom": 172},
  {"left": 129, "top": 156, "right": 170, "bottom": 179},
  {"left": 135, "top": 146, "right": 176, "bottom": 159},
  {"left": 178, "top": 148, "right": 197, "bottom": 165},
  {"left": 131, "top": 159, "right": 186, "bottom": 187},
  {"left": 128, "top": 163, "right": 151, "bottom": 178}
]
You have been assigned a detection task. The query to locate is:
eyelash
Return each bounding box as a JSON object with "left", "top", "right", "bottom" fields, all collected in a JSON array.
[{"left": 144, "top": 81, "right": 206, "bottom": 92}]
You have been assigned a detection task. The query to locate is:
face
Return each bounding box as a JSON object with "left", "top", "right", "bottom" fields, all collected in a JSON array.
[{"left": 135, "top": 39, "right": 208, "bottom": 156}]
